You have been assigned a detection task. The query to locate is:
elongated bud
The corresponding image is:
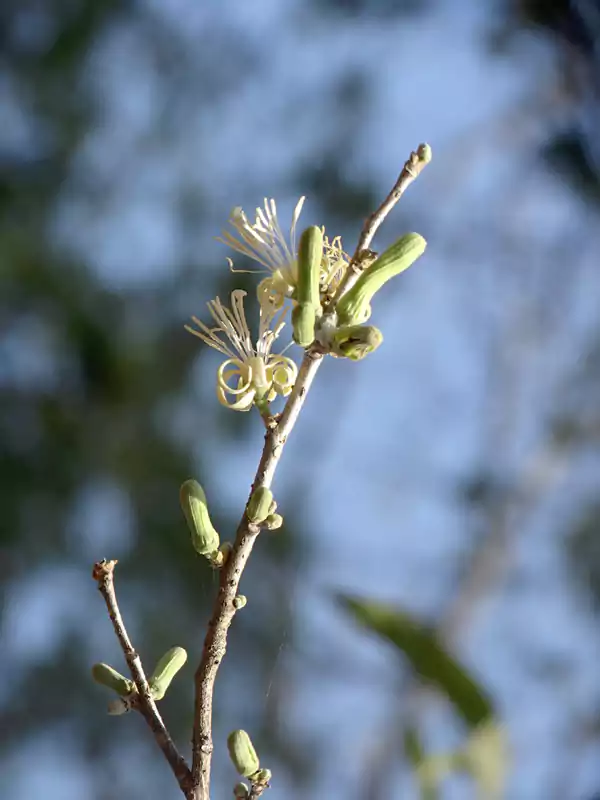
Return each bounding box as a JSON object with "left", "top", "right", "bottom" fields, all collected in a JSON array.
[
  {"left": 297, "top": 225, "right": 323, "bottom": 308},
  {"left": 233, "top": 783, "right": 249, "bottom": 799},
  {"left": 292, "top": 302, "right": 317, "bottom": 348},
  {"left": 246, "top": 486, "right": 274, "bottom": 524},
  {"left": 149, "top": 646, "right": 187, "bottom": 701},
  {"left": 332, "top": 325, "right": 383, "bottom": 361},
  {"left": 227, "top": 730, "right": 260, "bottom": 778},
  {"left": 180, "top": 479, "right": 221, "bottom": 557},
  {"left": 336, "top": 233, "right": 426, "bottom": 325},
  {"left": 92, "top": 663, "right": 135, "bottom": 697},
  {"left": 263, "top": 512, "right": 283, "bottom": 530},
  {"left": 292, "top": 226, "right": 323, "bottom": 347},
  {"left": 233, "top": 595, "right": 247, "bottom": 610}
]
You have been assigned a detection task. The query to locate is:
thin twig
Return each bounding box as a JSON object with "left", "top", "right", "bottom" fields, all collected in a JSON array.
[
  {"left": 248, "top": 783, "right": 268, "bottom": 799},
  {"left": 190, "top": 147, "right": 431, "bottom": 799},
  {"left": 332, "top": 143, "right": 431, "bottom": 303},
  {"left": 93, "top": 560, "right": 193, "bottom": 795}
]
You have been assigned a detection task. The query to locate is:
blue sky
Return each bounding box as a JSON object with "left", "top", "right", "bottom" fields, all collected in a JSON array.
[{"left": 4, "top": 0, "right": 600, "bottom": 797}]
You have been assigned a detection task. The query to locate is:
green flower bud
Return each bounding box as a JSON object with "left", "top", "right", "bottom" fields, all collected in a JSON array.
[
  {"left": 336, "top": 233, "right": 426, "bottom": 325},
  {"left": 233, "top": 595, "right": 247, "bottom": 610},
  {"left": 227, "top": 729, "right": 260, "bottom": 778},
  {"left": 332, "top": 325, "right": 383, "bottom": 361},
  {"left": 246, "top": 486, "right": 274, "bottom": 524},
  {"left": 92, "top": 663, "right": 135, "bottom": 697},
  {"left": 148, "top": 646, "right": 187, "bottom": 701},
  {"left": 252, "top": 768, "right": 272, "bottom": 785},
  {"left": 292, "top": 302, "right": 317, "bottom": 348},
  {"left": 107, "top": 697, "right": 130, "bottom": 715},
  {"left": 297, "top": 225, "right": 323, "bottom": 308},
  {"left": 180, "top": 479, "right": 221, "bottom": 558},
  {"left": 233, "top": 783, "right": 249, "bottom": 799},
  {"left": 263, "top": 513, "right": 283, "bottom": 530},
  {"left": 210, "top": 541, "right": 232, "bottom": 568},
  {"left": 417, "top": 143, "right": 432, "bottom": 163}
]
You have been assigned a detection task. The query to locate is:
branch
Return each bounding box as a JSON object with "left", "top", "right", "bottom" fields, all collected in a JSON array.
[
  {"left": 333, "top": 143, "right": 431, "bottom": 302},
  {"left": 190, "top": 147, "right": 431, "bottom": 799},
  {"left": 93, "top": 560, "right": 193, "bottom": 796},
  {"left": 248, "top": 783, "right": 268, "bottom": 799},
  {"left": 190, "top": 351, "right": 323, "bottom": 797}
]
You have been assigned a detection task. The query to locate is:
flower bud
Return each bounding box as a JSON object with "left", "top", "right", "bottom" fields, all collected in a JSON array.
[
  {"left": 92, "top": 663, "right": 135, "bottom": 697},
  {"left": 332, "top": 325, "right": 383, "bottom": 361},
  {"left": 292, "top": 302, "right": 317, "bottom": 348},
  {"left": 297, "top": 225, "right": 323, "bottom": 309},
  {"left": 336, "top": 233, "right": 426, "bottom": 325},
  {"left": 417, "top": 142, "right": 432, "bottom": 163},
  {"left": 233, "top": 783, "right": 249, "bottom": 799},
  {"left": 148, "top": 646, "right": 187, "bottom": 701},
  {"left": 180, "top": 479, "right": 221, "bottom": 558},
  {"left": 227, "top": 729, "right": 260, "bottom": 778},
  {"left": 210, "top": 541, "right": 232, "bottom": 568},
  {"left": 246, "top": 486, "right": 274, "bottom": 524},
  {"left": 107, "top": 697, "right": 131, "bottom": 715},
  {"left": 233, "top": 595, "right": 247, "bottom": 610},
  {"left": 263, "top": 513, "right": 283, "bottom": 531},
  {"left": 252, "top": 769, "right": 272, "bottom": 785}
]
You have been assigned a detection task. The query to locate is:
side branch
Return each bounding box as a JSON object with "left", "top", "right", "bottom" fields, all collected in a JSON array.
[
  {"left": 355, "top": 143, "right": 431, "bottom": 255},
  {"left": 333, "top": 142, "right": 431, "bottom": 302},
  {"left": 93, "top": 560, "right": 193, "bottom": 795}
]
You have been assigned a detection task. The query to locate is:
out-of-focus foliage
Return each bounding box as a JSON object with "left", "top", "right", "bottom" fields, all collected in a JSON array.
[
  {"left": 342, "top": 596, "right": 505, "bottom": 797},
  {"left": 0, "top": 0, "right": 304, "bottom": 795},
  {"left": 505, "top": 0, "right": 600, "bottom": 200},
  {"left": 340, "top": 595, "right": 493, "bottom": 727}
]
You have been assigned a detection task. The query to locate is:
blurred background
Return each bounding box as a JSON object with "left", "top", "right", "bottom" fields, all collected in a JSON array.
[{"left": 2, "top": 0, "right": 600, "bottom": 798}]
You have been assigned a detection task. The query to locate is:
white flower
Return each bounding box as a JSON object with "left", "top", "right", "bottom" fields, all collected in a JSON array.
[
  {"left": 185, "top": 289, "right": 297, "bottom": 412},
  {"left": 217, "top": 197, "right": 350, "bottom": 309},
  {"left": 218, "top": 198, "right": 305, "bottom": 307},
  {"left": 321, "top": 233, "right": 350, "bottom": 296}
]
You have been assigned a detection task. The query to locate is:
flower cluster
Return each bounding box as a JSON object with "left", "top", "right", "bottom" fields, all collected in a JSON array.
[
  {"left": 185, "top": 289, "right": 297, "bottom": 412},
  {"left": 187, "top": 193, "right": 427, "bottom": 412},
  {"left": 188, "top": 197, "right": 350, "bottom": 412}
]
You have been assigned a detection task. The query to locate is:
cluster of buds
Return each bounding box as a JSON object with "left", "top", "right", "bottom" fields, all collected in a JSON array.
[
  {"left": 92, "top": 646, "right": 187, "bottom": 715},
  {"left": 186, "top": 156, "right": 430, "bottom": 414},
  {"left": 246, "top": 485, "right": 282, "bottom": 529},
  {"left": 227, "top": 729, "right": 272, "bottom": 798}
]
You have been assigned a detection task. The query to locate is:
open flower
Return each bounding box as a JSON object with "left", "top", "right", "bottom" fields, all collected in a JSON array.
[
  {"left": 218, "top": 198, "right": 349, "bottom": 309},
  {"left": 321, "top": 233, "right": 350, "bottom": 296},
  {"left": 185, "top": 289, "right": 297, "bottom": 411},
  {"left": 218, "top": 198, "right": 304, "bottom": 308}
]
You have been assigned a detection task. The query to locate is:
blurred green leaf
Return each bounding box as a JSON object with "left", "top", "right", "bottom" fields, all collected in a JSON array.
[
  {"left": 339, "top": 595, "right": 493, "bottom": 727},
  {"left": 405, "top": 722, "right": 507, "bottom": 800},
  {"left": 458, "top": 720, "right": 507, "bottom": 799},
  {"left": 404, "top": 727, "right": 443, "bottom": 800}
]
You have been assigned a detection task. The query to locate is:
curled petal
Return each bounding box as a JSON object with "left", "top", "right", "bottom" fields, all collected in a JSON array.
[
  {"left": 257, "top": 277, "right": 286, "bottom": 311},
  {"left": 217, "top": 359, "right": 256, "bottom": 411},
  {"left": 218, "top": 359, "right": 252, "bottom": 395},
  {"left": 217, "top": 384, "right": 256, "bottom": 411},
  {"left": 268, "top": 356, "right": 298, "bottom": 396}
]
